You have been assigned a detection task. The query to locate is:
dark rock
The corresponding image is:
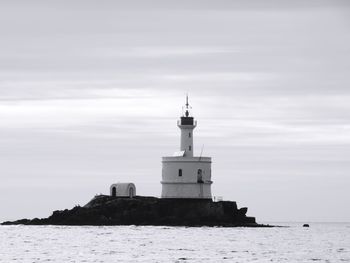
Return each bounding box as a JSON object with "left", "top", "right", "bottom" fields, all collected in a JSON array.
[
  {"left": 2, "top": 218, "right": 31, "bottom": 225},
  {"left": 238, "top": 207, "right": 248, "bottom": 216},
  {"left": 1, "top": 195, "right": 270, "bottom": 227}
]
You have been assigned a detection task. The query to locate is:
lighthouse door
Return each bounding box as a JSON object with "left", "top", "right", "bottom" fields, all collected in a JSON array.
[
  {"left": 197, "top": 169, "right": 204, "bottom": 198},
  {"left": 197, "top": 169, "right": 203, "bottom": 183}
]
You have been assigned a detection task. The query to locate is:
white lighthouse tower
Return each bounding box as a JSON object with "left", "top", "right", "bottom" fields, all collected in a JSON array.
[{"left": 161, "top": 96, "right": 212, "bottom": 199}]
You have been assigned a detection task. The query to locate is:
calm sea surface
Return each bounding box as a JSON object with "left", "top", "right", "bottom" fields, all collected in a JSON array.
[{"left": 1, "top": 223, "right": 349, "bottom": 262}]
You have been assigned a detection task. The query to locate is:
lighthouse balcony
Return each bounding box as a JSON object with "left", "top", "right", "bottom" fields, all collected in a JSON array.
[
  {"left": 162, "top": 156, "right": 211, "bottom": 163},
  {"left": 161, "top": 180, "right": 213, "bottom": 185}
]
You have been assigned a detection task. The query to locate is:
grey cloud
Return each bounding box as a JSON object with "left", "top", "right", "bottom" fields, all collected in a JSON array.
[{"left": 0, "top": 0, "right": 349, "bottom": 222}]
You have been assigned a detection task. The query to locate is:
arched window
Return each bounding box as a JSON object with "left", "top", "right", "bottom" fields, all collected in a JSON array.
[
  {"left": 178, "top": 169, "right": 182, "bottom": 177},
  {"left": 189, "top": 145, "right": 191, "bottom": 151},
  {"left": 197, "top": 169, "right": 203, "bottom": 183},
  {"left": 189, "top": 132, "right": 191, "bottom": 138}
]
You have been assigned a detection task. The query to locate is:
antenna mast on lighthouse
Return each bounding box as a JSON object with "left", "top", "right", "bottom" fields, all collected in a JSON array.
[{"left": 183, "top": 94, "right": 192, "bottom": 117}]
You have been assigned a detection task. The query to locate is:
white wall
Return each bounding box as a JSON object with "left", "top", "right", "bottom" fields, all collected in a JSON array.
[
  {"left": 178, "top": 124, "right": 195, "bottom": 157},
  {"left": 161, "top": 156, "right": 212, "bottom": 198},
  {"left": 161, "top": 183, "right": 212, "bottom": 199}
]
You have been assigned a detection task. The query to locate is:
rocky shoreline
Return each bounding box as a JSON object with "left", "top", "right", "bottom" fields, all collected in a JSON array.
[{"left": 2, "top": 195, "right": 271, "bottom": 227}]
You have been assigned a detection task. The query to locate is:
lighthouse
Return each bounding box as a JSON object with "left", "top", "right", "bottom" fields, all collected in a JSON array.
[{"left": 161, "top": 96, "right": 213, "bottom": 199}]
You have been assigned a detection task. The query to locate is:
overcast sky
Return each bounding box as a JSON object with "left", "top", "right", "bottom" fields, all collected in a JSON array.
[{"left": 0, "top": 0, "right": 349, "bottom": 222}]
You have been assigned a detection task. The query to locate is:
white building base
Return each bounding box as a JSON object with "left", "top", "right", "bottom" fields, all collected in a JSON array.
[{"left": 161, "top": 182, "right": 212, "bottom": 199}]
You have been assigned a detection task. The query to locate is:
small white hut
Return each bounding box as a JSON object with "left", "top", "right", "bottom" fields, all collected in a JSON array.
[{"left": 110, "top": 183, "right": 136, "bottom": 198}]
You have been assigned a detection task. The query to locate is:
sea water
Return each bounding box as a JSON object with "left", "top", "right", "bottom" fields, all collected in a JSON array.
[{"left": 1, "top": 223, "right": 349, "bottom": 262}]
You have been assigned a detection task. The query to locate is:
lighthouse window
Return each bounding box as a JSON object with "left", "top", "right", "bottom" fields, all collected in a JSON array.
[
  {"left": 189, "top": 132, "right": 191, "bottom": 138},
  {"left": 178, "top": 169, "right": 182, "bottom": 177},
  {"left": 189, "top": 145, "right": 191, "bottom": 151}
]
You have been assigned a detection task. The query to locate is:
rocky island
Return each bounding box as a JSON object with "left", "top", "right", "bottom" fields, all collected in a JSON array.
[
  {"left": 2, "top": 98, "right": 268, "bottom": 227},
  {"left": 2, "top": 195, "right": 266, "bottom": 227}
]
